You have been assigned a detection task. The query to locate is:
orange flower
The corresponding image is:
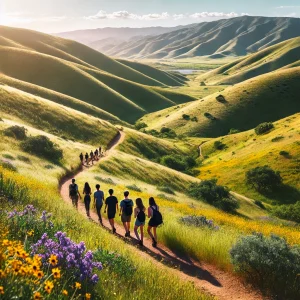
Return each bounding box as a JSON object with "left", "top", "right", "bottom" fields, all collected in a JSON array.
[
  {"left": 52, "top": 267, "right": 61, "bottom": 279},
  {"left": 33, "top": 291, "right": 42, "bottom": 299},
  {"left": 44, "top": 281, "right": 54, "bottom": 294},
  {"left": 85, "top": 293, "right": 91, "bottom": 299},
  {"left": 0, "top": 286, "right": 4, "bottom": 295},
  {"left": 75, "top": 282, "right": 81, "bottom": 289},
  {"left": 62, "top": 290, "right": 68, "bottom": 296},
  {"left": 49, "top": 254, "right": 58, "bottom": 266},
  {"left": 34, "top": 270, "right": 44, "bottom": 279}
]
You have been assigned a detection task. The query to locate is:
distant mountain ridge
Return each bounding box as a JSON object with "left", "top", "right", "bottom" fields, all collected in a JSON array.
[{"left": 97, "top": 16, "right": 300, "bottom": 59}]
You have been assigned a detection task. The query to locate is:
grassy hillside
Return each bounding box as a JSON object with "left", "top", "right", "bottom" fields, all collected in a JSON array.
[
  {"left": 198, "top": 37, "right": 300, "bottom": 85},
  {"left": 0, "top": 26, "right": 194, "bottom": 123},
  {"left": 104, "top": 16, "right": 300, "bottom": 59},
  {"left": 197, "top": 114, "right": 300, "bottom": 204},
  {"left": 141, "top": 67, "right": 300, "bottom": 137}
]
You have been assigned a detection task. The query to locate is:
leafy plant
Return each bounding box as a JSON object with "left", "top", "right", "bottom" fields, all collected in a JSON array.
[
  {"left": 191, "top": 116, "right": 198, "bottom": 122},
  {"left": 255, "top": 122, "right": 274, "bottom": 135},
  {"left": 214, "top": 141, "right": 226, "bottom": 150},
  {"left": 159, "top": 127, "right": 177, "bottom": 138},
  {"left": 279, "top": 150, "right": 290, "bottom": 157},
  {"left": 21, "top": 135, "right": 63, "bottom": 163},
  {"left": 254, "top": 200, "right": 265, "bottom": 209},
  {"left": 3, "top": 125, "right": 27, "bottom": 140},
  {"left": 0, "top": 160, "right": 17, "bottom": 172},
  {"left": 180, "top": 215, "right": 219, "bottom": 230},
  {"left": 230, "top": 233, "right": 300, "bottom": 299},
  {"left": 229, "top": 128, "right": 240, "bottom": 134},
  {"left": 271, "top": 136, "right": 284, "bottom": 142},
  {"left": 204, "top": 112, "right": 216, "bottom": 120},
  {"left": 182, "top": 114, "right": 190, "bottom": 120},
  {"left": 272, "top": 202, "right": 300, "bottom": 223},
  {"left": 216, "top": 95, "right": 226, "bottom": 103},
  {"left": 161, "top": 154, "right": 196, "bottom": 173},
  {"left": 246, "top": 165, "right": 282, "bottom": 192},
  {"left": 135, "top": 122, "right": 148, "bottom": 130},
  {"left": 126, "top": 184, "right": 142, "bottom": 192},
  {"left": 157, "top": 186, "right": 175, "bottom": 195}
]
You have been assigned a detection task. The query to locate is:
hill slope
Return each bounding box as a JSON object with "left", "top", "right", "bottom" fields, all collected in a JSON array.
[
  {"left": 140, "top": 67, "right": 300, "bottom": 137},
  {"left": 197, "top": 37, "right": 300, "bottom": 85},
  {"left": 0, "top": 26, "right": 194, "bottom": 123},
  {"left": 104, "top": 16, "right": 300, "bottom": 59}
]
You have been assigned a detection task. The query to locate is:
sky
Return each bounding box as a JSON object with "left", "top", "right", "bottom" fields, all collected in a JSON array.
[{"left": 0, "top": 0, "right": 300, "bottom": 33}]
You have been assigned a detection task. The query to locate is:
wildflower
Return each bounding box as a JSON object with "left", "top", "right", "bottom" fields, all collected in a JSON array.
[
  {"left": 32, "top": 261, "right": 40, "bottom": 272},
  {"left": 86, "top": 293, "right": 91, "bottom": 299},
  {"left": 91, "top": 274, "right": 99, "bottom": 284},
  {"left": 33, "top": 292, "right": 42, "bottom": 299},
  {"left": 0, "top": 286, "right": 4, "bottom": 294},
  {"left": 62, "top": 290, "right": 68, "bottom": 296},
  {"left": 44, "top": 280, "right": 54, "bottom": 294},
  {"left": 0, "top": 270, "right": 5, "bottom": 278},
  {"left": 2, "top": 239, "right": 10, "bottom": 246},
  {"left": 34, "top": 270, "right": 44, "bottom": 279},
  {"left": 75, "top": 282, "right": 81, "bottom": 289},
  {"left": 27, "top": 230, "right": 34, "bottom": 237},
  {"left": 52, "top": 267, "right": 61, "bottom": 279},
  {"left": 49, "top": 254, "right": 58, "bottom": 266}
]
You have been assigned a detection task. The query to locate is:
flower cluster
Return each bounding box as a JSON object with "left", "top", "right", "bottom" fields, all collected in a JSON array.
[{"left": 31, "top": 231, "right": 102, "bottom": 284}]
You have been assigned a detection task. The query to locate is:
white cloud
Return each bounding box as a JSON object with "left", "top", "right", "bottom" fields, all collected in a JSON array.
[
  {"left": 276, "top": 6, "right": 300, "bottom": 9},
  {"left": 173, "top": 14, "right": 186, "bottom": 20},
  {"left": 190, "top": 12, "right": 239, "bottom": 19}
]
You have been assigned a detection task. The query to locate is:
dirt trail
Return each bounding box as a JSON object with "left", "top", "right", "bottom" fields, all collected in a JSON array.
[{"left": 60, "top": 131, "right": 262, "bottom": 300}]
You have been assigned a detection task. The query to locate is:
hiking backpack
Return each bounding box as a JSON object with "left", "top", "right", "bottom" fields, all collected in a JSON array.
[
  {"left": 152, "top": 206, "right": 163, "bottom": 226},
  {"left": 137, "top": 210, "right": 146, "bottom": 223},
  {"left": 69, "top": 184, "right": 77, "bottom": 197},
  {"left": 124, "top": 201, "right": 133, "bottom": 216}
]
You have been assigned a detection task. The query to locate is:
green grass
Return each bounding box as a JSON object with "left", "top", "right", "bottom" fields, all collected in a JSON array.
[{"left": 141, "top": 67, "right": 300, "bottom": 137}]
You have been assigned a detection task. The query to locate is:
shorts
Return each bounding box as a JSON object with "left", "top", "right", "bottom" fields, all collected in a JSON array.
[
  {"left": 135, "top": 219, "right": 145, "bottom": 227},
  {"left": 107, "top": 211, "right": 116, "bottom": 219},
  {"left": 148, "top": 218, "right": 158, "bottom": 228},
  {"left": 71, "top": 195, "right": 79, "bottom": 206},
  {"left": 121, "top": 213, "right": 131, "bottom": 223}
]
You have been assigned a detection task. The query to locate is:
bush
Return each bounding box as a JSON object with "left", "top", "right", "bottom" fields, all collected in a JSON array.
[
  {"left": 271, "top": 136, "right": 284, "bottom": 142},
  {"left": 214, "top": 140, "right": 226, "bottom": 150},
  {"left": 182, "top": 114, "right": 190, "bottom": 120},
  {"left": 204, "top": 112, "right": 216, "bottom": 120},
  {"left": 94, "top": 176, "right": 115, "bottom": 185},
  {"left": 188, "top": 179, "right": 239, "bottom": 212},
  {"left": 246, "top": 165, "right": 282, "bottom": 192},
  {"left": 135, "top": 122, "right": 148, "bottom": 130},
  {"left": 159, "top": 127, "right": 177, "bottom": 138},
  {"left": 157, "top": 186, "right": 175, "bottom": 195},
  {"left": 180, "top": 215, "right": 219, "bottom": 230},
  {"left": 230, "top": 233, "right": 300, "bottom": 299},
  {"left": 279, "top": 150, "right": 290, "bottom": 157},
  {"left": 200, "top": 81, "right": 206, "bottom": 86},
  {"left": 273, "top": 202, "right": 300, "bottom": 223},
  {"left": 17, "top": 155, "right": 31, "bottom": 163},
  {"left": 0, "top": 160, "right": 17, "bottom": 172},
  {"left": 216, "top": 95, "right": 226, "bottom": 103},
  {"left": 254, "top": 200, "right": 265, "bottom": 209},
  {"left": 21, "top": 135, "right": 63, "bottom": 163},
  {"left": 229, "top": 128, "right": 240, "bottom": 134},
  {"left": 3, "top": 125, "right": 27, "bottom": 140},
  {"left": 126, "top": 184, "right": 142, "bottom": 192},
  {"left": 161, "top": 154, "right": 196, "bottom": 173},
  {"left": 191, "top": 116, "right": 198, "bottom": 122},
  {"left": 255, "top": 122, "right": 274, "bottom": 135}
]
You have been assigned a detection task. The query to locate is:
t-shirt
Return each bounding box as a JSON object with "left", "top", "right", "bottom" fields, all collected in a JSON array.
[
  {"left": 120, "top": 199, "right": 134, "bottom": 214},
  {"left": 105, "top": 196, "right": 118, "bottom": 213},
  {"left": 94, "top": 190, "right": 104, "bottom": 206},
  {"left": 69, "top": 184, "right": 78, "bottom": 196}
]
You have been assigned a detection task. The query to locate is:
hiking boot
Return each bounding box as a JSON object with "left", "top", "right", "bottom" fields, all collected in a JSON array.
[
  {"left": 152, "top": 239, "right": 157, "bottom": 248},
  {"left": 113, "top": 228, "right": 116, "bottom": 234},
  {"left": 127, "top": 231, "right": 131, "bottom": 237},
  {"left": 139, "top": 240, "right": 143, "bottom": 246},
  {"left": 125, "top": 232, "right": 128, "bottom": 237}
]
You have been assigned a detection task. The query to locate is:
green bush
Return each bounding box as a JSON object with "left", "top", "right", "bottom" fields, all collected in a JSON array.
[
  {"left": 135, "top": 122, "right": 148, "bottom": 130},
  {"left": 272, "top": 202, "right": 300, "bottom": 223},
  {"left": 21, "top": 135, "right": 63, "bottom": 163},
  {"left": 17, "top": 155, "right": 31, "bottom": 163},
  {"left": 157, "top": 186, "right": 175, "bottom": 195},
  {"left": 0, "top": 160, "right": 17, "bottom": 172},
  {"left": 204, "top": 112, "right": 216, "bottom": 120},
  {"left": 254, "top": 200, "right": 265, "bottom": 209},
  {"left": 161, "top": 154, "right": 196, "bottom": 173},
  {"left": 246, "top": 165, "right": 282, "bottom": 192},
  {"left": 160, "top": 127, "right": 177, "bottom": 138},
  {"left": 230, "top": 233, "right": 300, "bottom": 299},
  {"left": 3, "top": 125, "right": 27, "bottom": 140},
  {"left": 255, "top": 122, "right": 274, "bottom": 135},
  {"left": 216, "top": 95, "right": 226, "bottom": 103},
  {"left": 182, "top": 114, "right": 190, "bottom": 120},
  {"left": 279, "top": 150, "right": 290, "bottom": 157},
  {"left": 191, "top": 116, "right": 198, "bottom": 122},
  {"left": 271, "top": 136, "right": 284, "bottom": 142},
  {"left": 229, "top": 128, "right": 240, "bottom": 134},
  {"left": 188, "top": 179, "right": 239, "bottom": 212},
  {"left": 214, "top": 141, "right": 226, "bottom": 150},
  {"left": 126, "top": 184, "right": 142, "bottom": 192}
]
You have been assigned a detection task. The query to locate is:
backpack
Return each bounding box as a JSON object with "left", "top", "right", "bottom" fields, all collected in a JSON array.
[
  {"left": 123, "top": 200, "right": 133, "bottom": 216},
  {"left": 151, "top": 206, "right": 163, "bottom": 226},
  {"left": 69, "top": 184, "right": 77, "bottom": 197},
  {"left": 137, "top": 210, "right": 146, "bottom": 222}
]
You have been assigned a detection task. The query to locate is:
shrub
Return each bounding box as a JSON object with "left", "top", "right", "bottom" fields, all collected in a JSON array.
[
  {"left": 214, "top": 140, "right": 226, "bottom": 150},
  {"left": 94, "top": 176, "right": 115, "bottom": 185},
  {"left": 271, "top": 136, "right": 284, "bottom": 142},
  {"left": 255, "top": 122, "right": 274, "bottom": 135},
  {"left": 230, "top": 233, "right": 300, "bottom": 299},
  {"left": 279, "top": 150, "right": 290, "bottom": 157},
  {"left": 135, "top": 122, "right": 148, "bottom": 130},
  {"left": 182, "top": 114, "right": 190, "bottom": 120},
  {"left": 0, "top": 160, "right": 17, "bottom": 172},
  {"left": 180, "top": 215, "right": 219, "bottom": 230},
  {"left": 191, "top": 116, "right": 198, "bottom": 122},
  {"left": 272, "top": 202, "right": 300, "bottom": 223},
  {"left": 3, "top": 125, "right": 27, "bottom": 140},
  {"left": 17, "top": 155, "right": 31, "bottom": 163},
  {"left": 216, "top": 95, "right": 226, "bottom": 103},
  {"left": 229, "top": 128, "right": 240, "bottom": 134},
  {"left": 188, "top": 179, "right": 239, "bottom": 212},
  {"left": 246, "top": 165, "right": 282, "bottom": 192},
  {"left": 254, "top": 200, "right": 265, "bottom": 209},
  {"left": 160, "top": 127, "right": 177, "bottom": 138},
  {"left": 204, "top": 112, "right": 216, "bottom": 120},
  {"left": 126, "top": 184, "right": 142, "bottom": 192},
  {"left": 161, "top": 154, "right": 196, "bottom": 173},
  {"left": 2, "top": 154, "right": 15, "bottom": 160},
  {"left": 157, "top": 186, "right": 175, "bottom": 195},
  {"left": 200, "top": 81, "right": 206, "bottom": 86},
  {"left": 21, "top": 135, "right": 63, "bottom": 163}
]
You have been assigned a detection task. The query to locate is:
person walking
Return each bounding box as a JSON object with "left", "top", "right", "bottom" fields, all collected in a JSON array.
[
  {"left": 90, "top": 150, "right": 94, "bottom": 165},
  {"left": 69, "top": 179, "right": 81, "bottom": 210},
  {"left": 99, "top": 146, "right": 102, "bottom": 156},
  {"left": 104, "top": 189, "right": 118, "bottom": 233},
  {"left": 85, "top": 152, "right": 89, "bottom": 165},
  {"left": 83, "top": 182, "right": 92, "bottom": 217},
  {"left": 94, "top": 149, "right": 99, "bottom": 160},
  {"left": 94, "top": 184, "right": 104, "bottom": 226},
  {"left": 79, "top": 153, "right": 84, "bottom": 165},
  {"left": 147, "top": 197, "right": 163, "bottom": 248},
  {"left": 119, "top": 191, "right": 134, "bottom": 237},
  {"left": 134, "top": 198, "right": 146, "bottom": 246}
]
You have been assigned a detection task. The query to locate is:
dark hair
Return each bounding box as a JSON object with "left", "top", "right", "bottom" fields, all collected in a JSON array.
[
  {"left": 136, "top": 198, "right": 145, "bottom": 211},
  {"left": 96, "top": 184, "right": 100, "bottom": 189},
  {"left": 124, "top": 190, "right": 129, "bottom": 197},
  {"left": 109, "top": 189, "right": 114, "bottom": 195},
  {"left": 84, "top": 182, "right": 91, "bottom": 194},
  {"left": 72, "top": 178, "right": 75, "bottom": 183},
  {"left": 149, "top": 197, "right": 156, "bottom": 207}
]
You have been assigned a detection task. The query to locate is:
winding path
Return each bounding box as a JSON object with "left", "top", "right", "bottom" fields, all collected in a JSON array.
[{"left": 59, "top": 131, "right": 262, "bottom": 300}]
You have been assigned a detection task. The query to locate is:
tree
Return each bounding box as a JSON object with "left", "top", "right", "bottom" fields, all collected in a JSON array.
[{"left": 255, "top": 122, "right": 274, "bottom": 135}]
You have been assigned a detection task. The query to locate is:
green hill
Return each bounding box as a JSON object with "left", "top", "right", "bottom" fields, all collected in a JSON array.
[
  {"left": 140, "top": 67, "right": 300, "bottom": 137},
  {"left": 197, "top": 37, "right": 300, "bottom": 85},
  {"left": 0, "top": 26, "right": 194, "bottom": 123}
]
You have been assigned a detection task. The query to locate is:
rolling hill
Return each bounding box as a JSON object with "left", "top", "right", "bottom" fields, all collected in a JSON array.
[
  {"left": 140, "top": 67, "right": 300, "bottom": 137},
  {"left": 0, "top": 26, "right": 194, "bottom": 123},
  {"left": 103, "top": 16, "right": 300, "bottom": 59},
  {"left": 197, "top": 37, "right": 300, "bottom": 85}
]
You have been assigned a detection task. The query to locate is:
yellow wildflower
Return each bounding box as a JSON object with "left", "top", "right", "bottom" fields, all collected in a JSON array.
[
  {"left": 52, "top": 267, "right": 61, "bottom": 279},
  {"left": 62, "top": 290, "right": 68, "bottom": 296},
  {"left": 34, "top": 270, "right": 44, "bottom": 279},
  {"left": 86, "top": 293, "right": 91, "bottom": 299},
  {"left": 49, "top": 254, "right": 58, "bottom": 266},
  {"left": 75, "top": 282, "right": 81, "bottom": 289},
  {"left": 33, "top": 291, "right": 42, "bottom": 299},
  {"left": 0, "top": 286, "right": 4, "bottom": 294},
  {"left": 44, "top": 280, "right": 54, "bottom": 294}
]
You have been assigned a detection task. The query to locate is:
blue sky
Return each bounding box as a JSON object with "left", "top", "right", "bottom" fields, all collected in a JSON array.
[{"left": 1, "top": 0, "right": 300, "bottom": 32}]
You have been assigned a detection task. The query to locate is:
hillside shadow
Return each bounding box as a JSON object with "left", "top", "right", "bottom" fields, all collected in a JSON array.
[{"left": 260, "top": 184, "right": 300, "bottom": 204}]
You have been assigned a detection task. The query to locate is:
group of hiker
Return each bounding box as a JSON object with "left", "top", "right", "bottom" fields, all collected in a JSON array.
[
  {"left": 79, "top": 146, "right": 104, "bottom": 166},
  {"left": 69, "top": 179, "right": 163, "bottom": 247}
]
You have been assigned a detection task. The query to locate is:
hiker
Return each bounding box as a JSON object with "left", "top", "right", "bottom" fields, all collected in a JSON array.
[
  {"left": 134, "top": 198, "right": 146, "bottom": 246},
  {"left": 83, "top": 182, "right": 92, "bottom": 217},
  {"left": 104, "top": 189, "right": 118, "bottom": 233},
  {"left": 79, "top": 153, "right": 84, "bottom": 165},
  {"left": 90, "top": 150, "right": 94, "bottom": 165},
  {"left": 85, "top": 152, "right": 89, "bottom": 165},
  {"left": 94, "top": 184, "right": 104, "bottom": 226},
  {"left": 99, "top": 146, "right": 102, "bottom": 156},
  {"left": 94, "top": 149, "right": 99, "bottom": 160},
  {"left": 119, "top": 191, "right": 134, "bottom": 237},
  {"left": 69, "top": 179, "right": 81, "bottom": 210},
  {"left": 147, "top": 197, "right": 163, "bottom": 248}
]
